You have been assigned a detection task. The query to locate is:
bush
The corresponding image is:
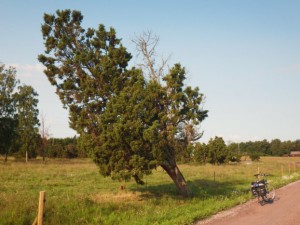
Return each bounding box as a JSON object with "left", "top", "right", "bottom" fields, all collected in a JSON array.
[{"left": 249, "top": 152, "right": 260, "bottom": 161}]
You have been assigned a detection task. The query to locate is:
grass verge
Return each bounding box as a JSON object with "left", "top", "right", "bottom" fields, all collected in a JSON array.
[{"left": 0, "top": 157, "right": 299, "bottom": 225}]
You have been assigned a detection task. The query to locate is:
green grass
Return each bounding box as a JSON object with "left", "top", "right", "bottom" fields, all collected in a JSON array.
[{"left": 1, "top": 157, "right": 300, "bottom": 225}]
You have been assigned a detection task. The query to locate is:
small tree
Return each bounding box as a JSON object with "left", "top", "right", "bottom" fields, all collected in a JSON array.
[
  {"left": 227, "top": 143, "right": 242, "bottom": 162},
  {"left": 193, "top": 142, "right": 208, "bottom": 164},
  {"left": 249, "top": 152, "right": 260, "bottom": 161},
  {"left": 207, "top": 137, "right": 228, "bottom": 165},
  {"left": 16, "top": 85, "right": 40, "bottom": 159}
]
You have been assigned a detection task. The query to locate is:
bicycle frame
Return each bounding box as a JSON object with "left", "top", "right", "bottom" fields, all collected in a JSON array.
[
  {"left": 251, "top": 180, "right": 267, "bottom": 197},
  {"left": 251, "top": 173, "right": 275, "bottom": 205}
]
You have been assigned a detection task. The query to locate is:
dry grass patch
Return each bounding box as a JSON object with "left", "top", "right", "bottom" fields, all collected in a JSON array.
[{"left": 90, "top": 191, "right": 147, "bottom": 204}]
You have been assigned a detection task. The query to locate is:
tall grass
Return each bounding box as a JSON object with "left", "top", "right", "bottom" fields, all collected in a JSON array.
[{"left": 0, "top": 157, "right": 299, "bottom": 225}]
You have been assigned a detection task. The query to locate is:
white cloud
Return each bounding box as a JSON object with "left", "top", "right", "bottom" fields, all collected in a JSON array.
[{"left": 8, "top": 63, "right": 45, "bottom": 78}]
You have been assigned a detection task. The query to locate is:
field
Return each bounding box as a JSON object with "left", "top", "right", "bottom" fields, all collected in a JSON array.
[{"left": 1, "top": 157, "right": 300, "bottom": 225}]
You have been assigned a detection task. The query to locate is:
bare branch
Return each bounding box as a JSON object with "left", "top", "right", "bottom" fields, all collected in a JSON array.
[
  {"left": 132, "top": 31, "right": 170, "bottom": 82},
  {"left": 39, "top": 112, "right": 51, "bottom": 140},
  {"left": 158, "top": 54, "right": 172, "bottom": 79}
]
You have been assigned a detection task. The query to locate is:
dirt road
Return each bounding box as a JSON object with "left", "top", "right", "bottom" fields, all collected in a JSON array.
[{"left": 196, "top": 180, "right": 300, "bottom": 225}]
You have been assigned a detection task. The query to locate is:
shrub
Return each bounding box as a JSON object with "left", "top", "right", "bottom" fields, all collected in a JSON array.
[{"left": 249, "top": 152, "right": 260, "bottom": 161}]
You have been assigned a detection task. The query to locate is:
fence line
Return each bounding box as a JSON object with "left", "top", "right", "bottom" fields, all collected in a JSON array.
[{"left": 209, "top": 162, "right": 299, "bottom": 193}]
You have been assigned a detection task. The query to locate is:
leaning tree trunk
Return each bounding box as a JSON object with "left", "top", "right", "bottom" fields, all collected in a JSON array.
[{"left": 161, "top": 163, "right": 192, "bottom": 197}]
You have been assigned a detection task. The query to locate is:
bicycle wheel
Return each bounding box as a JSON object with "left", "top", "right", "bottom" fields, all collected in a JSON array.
[{"left": 263, "top": 184, "right": 275, "bottom": 202}]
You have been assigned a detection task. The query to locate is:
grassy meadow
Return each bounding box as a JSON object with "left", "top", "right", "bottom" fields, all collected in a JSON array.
[{"left": 1, "top": 157, "right": 300, "bottom": 225}]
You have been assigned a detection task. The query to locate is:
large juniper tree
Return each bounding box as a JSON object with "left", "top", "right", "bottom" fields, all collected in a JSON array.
[{"left": 38, "top": 9, "right": 207, "bottom": 196}]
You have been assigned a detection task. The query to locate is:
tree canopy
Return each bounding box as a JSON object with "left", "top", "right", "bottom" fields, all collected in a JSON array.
[
  {"left": 0, "top": 64, "right": 40, "bottom": 160},
  {"left": 38, "top": 9, "right": 208, "bottom": 196},
  {"left": 0, "top": 65, "right": 19, "bottom": 160}
]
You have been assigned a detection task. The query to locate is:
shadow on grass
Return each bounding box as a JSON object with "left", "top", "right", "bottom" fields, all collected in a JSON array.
[{"left": 129, "top": 179, "right": 250, "bottom": 200}]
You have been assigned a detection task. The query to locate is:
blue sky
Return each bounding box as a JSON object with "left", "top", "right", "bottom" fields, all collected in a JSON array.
[{"left": 1, "top": 0, "right": 300, "bottom": 143}]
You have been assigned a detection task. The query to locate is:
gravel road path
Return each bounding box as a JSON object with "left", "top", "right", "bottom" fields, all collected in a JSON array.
[{"left": 196, "top": 179, "right": 300, "bottom": 225}]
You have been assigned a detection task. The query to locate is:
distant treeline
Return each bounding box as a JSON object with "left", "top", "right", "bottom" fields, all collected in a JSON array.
[
  {"left": 231, "top": 139, "right": 300, "bottom": 156},
  {"left": 177, "top": 137, "right": 300, "bottom": 164},
  {"left": 6, "top": 136, "right": 87, "bottom": 159},
  {"left": 44, "top": 137, "right": 87, "bottom": 158},
  {"left": 2, "top": 134, "right": 300, "bottom": 161}
]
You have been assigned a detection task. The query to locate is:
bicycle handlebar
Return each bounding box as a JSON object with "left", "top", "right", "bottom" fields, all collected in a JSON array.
[{"left": 254, "top": 173, "right": 270, "bottom": 177}]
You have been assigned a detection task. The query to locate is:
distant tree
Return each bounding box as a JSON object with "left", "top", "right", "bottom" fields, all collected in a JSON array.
[
  {"left": 63, "top": 144, "right": 76, "bottom": 158},
  {"left": 193, "top": 142, "right": 208, "bottom": 164},
  {"left": 38, "top": 10, "right": 208, "bottom": 196},
  {"left": 293, "top": 140, "right": 300, "bottom": 151},
  {"left": 290, "top": 140, "right": 300, "bottom": 151},
  {"left": 0, "top": 65, "right": 19, "bottom": 161},
  {"left": 39, "top": 113, "right": 51, "bottom": 160},
  {"left": 0, "top": 65, "right": 18, "bottom": 118},
  {"left": 46, "top": 139, "right": 63, "bottom": 157},
  {"left": 0, "top": 65, "right": 41, "bottom": 161},
  {"left": 270, "top": 139, "right": 282, "bottom": 156},
  {"left": 240, "top": 141, "right": 255, "bottom": 154},
  {"left": 280, "top": 141, "right": 293, "bottom": 155},
  {"left": 256, "top": 139, "right": 270, "bottom": 155},
  {"left": 207, "top": 137, "right": 228, "bottom": 165},
  {"left": 227, "top": 143, "right": 241, "bottom": 162},
  {"left": 238, "top": 140, "right": 270, "bottom": 156},
  {"left": 16, "top": 85, "right": 40, "bottom": 159},
  {"left": 46, "top": 137, "right": 78, "bottom": 158}
]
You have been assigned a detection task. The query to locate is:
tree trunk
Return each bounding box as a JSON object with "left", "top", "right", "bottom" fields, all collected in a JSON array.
[
  {"left": 4, "top": 152, "right": 7, "bottom": 162},
  {"left": 161, "top": 164, "right": 192, "bottom": 197}
]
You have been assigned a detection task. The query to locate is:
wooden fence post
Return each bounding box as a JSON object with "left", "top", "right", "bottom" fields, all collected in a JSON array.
[
  {"left": 33, "top": 191, "right": 46, "bottom": 225},
  {"left": 281, "top": 165, "right": 283, "bottom": 177},
  {"left": 38, "top": 191, "right": 46, "bottom": 225}
]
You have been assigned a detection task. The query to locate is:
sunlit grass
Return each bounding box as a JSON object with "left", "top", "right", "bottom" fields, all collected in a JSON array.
[{"left": 0, "top": 157, "right": 300, "bottom": 225}]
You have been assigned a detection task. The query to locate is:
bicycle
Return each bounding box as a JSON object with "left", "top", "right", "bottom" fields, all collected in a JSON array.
[{"left": 251, "top": 173, "right": 275, "bottom": 205}]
